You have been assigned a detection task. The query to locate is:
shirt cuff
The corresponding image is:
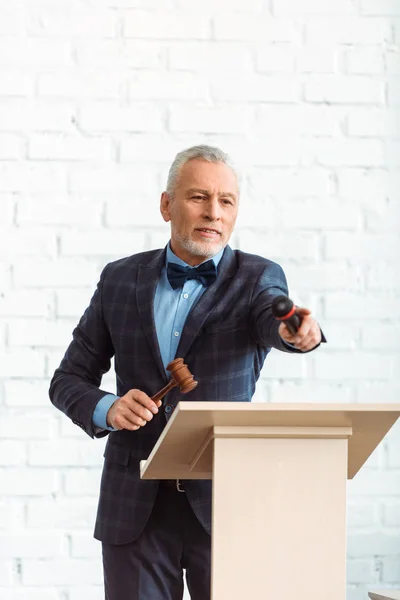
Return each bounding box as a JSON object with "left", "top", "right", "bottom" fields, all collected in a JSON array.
[
  {"left": 92, "top": 393, "right": 119, "bottom": 431},
  {"left": 279, "top": 327, "right": 327, "bottom": 353}
]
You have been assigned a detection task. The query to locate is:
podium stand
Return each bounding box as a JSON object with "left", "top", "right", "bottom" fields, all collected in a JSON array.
[{"left": 140, "top": 403, "right": 400, "bottom": 600}]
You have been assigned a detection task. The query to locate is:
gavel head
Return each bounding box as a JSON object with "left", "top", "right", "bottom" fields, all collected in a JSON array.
[{"left": 166, "top": 358, "right": 198, "bottom": 394}]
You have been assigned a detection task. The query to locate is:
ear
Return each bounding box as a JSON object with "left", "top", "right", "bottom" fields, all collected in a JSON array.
[{"left": 160, "top": 191, "right": 171, "bottom": 223}]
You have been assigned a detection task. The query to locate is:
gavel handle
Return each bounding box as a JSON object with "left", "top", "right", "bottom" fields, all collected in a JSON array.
[{"left": 151, "top": 379, "right": 178, "bottom": 404}]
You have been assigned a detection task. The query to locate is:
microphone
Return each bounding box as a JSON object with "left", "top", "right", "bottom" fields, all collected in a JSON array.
[{"left": 271, "top": 295, "right": 301, "bottom": 336}]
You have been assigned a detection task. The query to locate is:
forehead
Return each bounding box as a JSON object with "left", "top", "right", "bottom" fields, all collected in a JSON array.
[{"left": 178, "top": 159, "right": 238, "bottom": 192}]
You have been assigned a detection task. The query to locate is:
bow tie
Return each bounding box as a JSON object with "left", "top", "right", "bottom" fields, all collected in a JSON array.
[{"left": 167, "top": 260, "right": 218, "bottom": 290}]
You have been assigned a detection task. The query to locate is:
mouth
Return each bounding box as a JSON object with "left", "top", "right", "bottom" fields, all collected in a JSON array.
[{"left": 195, "top": 228, "right": 221, "bottom": 239}]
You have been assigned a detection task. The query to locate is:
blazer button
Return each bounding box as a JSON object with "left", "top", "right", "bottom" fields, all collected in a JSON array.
[{"left": 165, "top": 404, "right": 174, "bottom": 414}]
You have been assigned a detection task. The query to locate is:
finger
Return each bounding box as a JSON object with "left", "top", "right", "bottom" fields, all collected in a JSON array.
[
  {"left": 280, "top": 312, "right": 312, "bottom": 342},
  {"left": 296, "top": 307, "right": 312, "bottom": 316},
  {"left": 114, "top": 395, "right": 151, "bottom": 424},
  {"left": 127, "top": 407, "right": 149, "bottom": 426},
  {"left": 117, "top": 405, "right": 148, "bottom": 427},
  {"left": 126, "top": 400, "right": 156, "bottom": 424},
  {"left": 126, "top": 401, "right": 153, "bottom": 422},
  {"left": 116, "top": 397, "right": 149, "bottom": 423},
  {"left": 109, "top": 409, "right": 141, "bottom": 431},
  {"left": 294, "top": 318, "right": 312, "bottom": 341},
  {"left": 124, "top": 392, "right": 157, "bottom": 420},
  {"left": 296, "top": 327, "right": 321, "bottom": 351},
  {"left": 114, "top": 414, "right": 141, "bottom": 431},
  {"left": 279, "top": 322, "right": 297, "bottom": 343},
  {"left": 295, "top": 334, "right": 315, "bottom": 351},
  {"left": 130, "top": 390, "right": 159, "bottom": 414}
]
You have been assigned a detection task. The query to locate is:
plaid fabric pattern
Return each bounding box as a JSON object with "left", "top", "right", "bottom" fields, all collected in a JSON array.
[{"left": 49, "top": 245, "right": 300, "bottom": 544}]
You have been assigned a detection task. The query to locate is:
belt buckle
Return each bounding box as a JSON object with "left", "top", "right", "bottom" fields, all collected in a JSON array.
[{"left": 176, "top": 479, "right": 185, "bottom": 493}]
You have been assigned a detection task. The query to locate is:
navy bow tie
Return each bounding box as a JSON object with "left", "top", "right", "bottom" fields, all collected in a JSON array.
[{"left": 167, "top": 260, "right": 217, "bottom": 290}]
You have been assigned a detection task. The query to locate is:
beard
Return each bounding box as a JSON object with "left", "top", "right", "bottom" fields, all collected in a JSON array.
[{"left": 173, "top": 226, "right": 226, "bottom": 259}]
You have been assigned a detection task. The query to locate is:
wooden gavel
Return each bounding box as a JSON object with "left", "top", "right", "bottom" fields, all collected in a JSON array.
[{"left": 151, "top": 358, "right": 198, "bottom": 404}]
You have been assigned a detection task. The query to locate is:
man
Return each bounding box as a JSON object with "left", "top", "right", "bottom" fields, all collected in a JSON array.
[{"left": 49, "top": 145, "right": 325, "bottom": 600}]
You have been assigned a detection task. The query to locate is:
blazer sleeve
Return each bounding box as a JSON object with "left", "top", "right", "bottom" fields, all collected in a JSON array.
[{"left": 49, "top": 264, "right": 115, "bottom": 439}]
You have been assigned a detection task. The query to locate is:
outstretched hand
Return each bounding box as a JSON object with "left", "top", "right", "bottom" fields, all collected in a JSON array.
[{"left": 278, "top": 307, "right": 322, "bottom": 352}]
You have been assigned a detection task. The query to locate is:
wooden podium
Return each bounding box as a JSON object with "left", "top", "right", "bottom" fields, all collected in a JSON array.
[{"left": 140, "top": 403, "right": 400, "bottom": 600}]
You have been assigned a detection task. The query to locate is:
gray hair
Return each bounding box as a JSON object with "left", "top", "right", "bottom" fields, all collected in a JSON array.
[{"left": 165, "top": 144, "right": 240, "bottom": 198}]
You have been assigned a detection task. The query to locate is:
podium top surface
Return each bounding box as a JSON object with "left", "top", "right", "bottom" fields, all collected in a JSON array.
[
  {"left": 369, "top": 592, "right": 400, "bottom": 600},
  {"left": 140, "top": 402, "right": 400, "bottom": 480}
]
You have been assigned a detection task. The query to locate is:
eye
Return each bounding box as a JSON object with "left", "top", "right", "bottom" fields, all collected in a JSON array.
[
  {"left": 191, "top": 195, "right": 205, "bottom": 200},
  {"left": 222, "top": 198, "right": 233, "bottom": 205}
]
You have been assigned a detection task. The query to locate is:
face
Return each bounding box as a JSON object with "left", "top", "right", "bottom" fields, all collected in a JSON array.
[{"left": 160, "top": 159, "right": 239, "bottom": 266}]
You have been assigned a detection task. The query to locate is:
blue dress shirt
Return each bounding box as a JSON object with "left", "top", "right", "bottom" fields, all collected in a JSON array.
[{"left": 92, "top": 244, "right": 224, "bottom": 431}]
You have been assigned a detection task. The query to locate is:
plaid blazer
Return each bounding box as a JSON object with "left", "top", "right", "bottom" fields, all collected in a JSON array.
[{"left": 49, "top": 245, "right": 306, "bottom": 544}]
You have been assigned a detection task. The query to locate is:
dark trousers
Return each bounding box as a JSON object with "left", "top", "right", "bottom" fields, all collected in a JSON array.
[{"left": 102, "top": 481, "right": 211, "bottom": 600}]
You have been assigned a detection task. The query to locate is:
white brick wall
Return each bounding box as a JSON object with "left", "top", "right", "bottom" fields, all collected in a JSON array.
[{"left": 0, "top": 1, "right": 399, "bottom": 599}]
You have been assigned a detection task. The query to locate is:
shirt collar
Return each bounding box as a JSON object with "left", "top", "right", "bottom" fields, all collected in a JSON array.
[{"left": 166, "top": 242, "right": 224, "bottom": 270}]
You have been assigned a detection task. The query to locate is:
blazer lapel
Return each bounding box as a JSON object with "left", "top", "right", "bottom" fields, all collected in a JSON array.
[
  {"left": 136, "top": 248, "right": 168, "bottom": 383},
  {"left": 175, "top": 245, "right": 237, "bottom": 360}
]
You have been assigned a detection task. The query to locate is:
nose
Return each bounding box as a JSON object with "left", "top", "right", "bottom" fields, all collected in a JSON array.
[{"left": 203, "top": 197, "right": 221, "bottom": 221}]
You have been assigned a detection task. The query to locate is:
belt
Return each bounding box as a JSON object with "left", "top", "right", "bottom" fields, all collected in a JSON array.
[{"left": 160, "top": 479, "right": 186, "bottom": 493}]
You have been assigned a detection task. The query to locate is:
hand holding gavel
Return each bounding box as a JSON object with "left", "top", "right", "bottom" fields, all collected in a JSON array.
[{"left": 106, "top": 358, "right": 197, "bottom": 431}]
